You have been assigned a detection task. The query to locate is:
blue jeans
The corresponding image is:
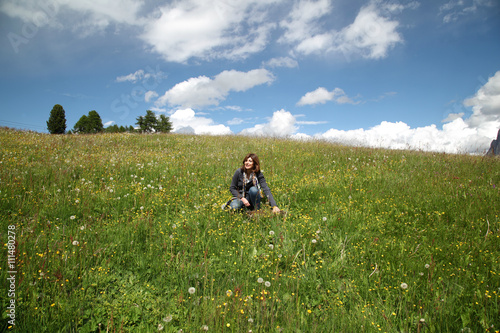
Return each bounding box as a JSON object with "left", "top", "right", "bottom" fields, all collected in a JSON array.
[{"left": 229, "top": 186, "right": 261, "bottom": 211}]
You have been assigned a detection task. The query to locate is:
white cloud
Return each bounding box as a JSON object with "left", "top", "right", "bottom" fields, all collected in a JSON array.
[
  {"left": 335, "top": 2, "right": 403, "bottom": 59},
  {"left": 144, "top": 91, "right": 158, "bottom": 103},
  {"left": 116, "top": 69, "right": 146, "bottom": 83},
  {"left": 313, "top": 119, "right": 489, "bottom": 154},
  {"left": 263, "top": 56, "right": 299, "bottom": 68},
  {"left": 0, "top": 0, "right": 144, "bottom": 33},
  {"left": 227, "top": 118, "right": 244, "bottom": 125},
  {"left": 224, "top": 105, "right": 245, "bottom": 112},
  {"left": 463, "top": 70, "right": 500, "bottom": 136},
  {"left": 116, "top": 68, "right": 166, "bottom": 84},
  {"left": 103, "top": 120, "right": 115, "bottom": 127},
  {"left": 170, "top": 108, "right": 232, "bottom": 135},
  {"left": 279, "top": 0, "right": 409, "bottom": 60},
  {"left": 140, "top": 0, "right": 277, "bottom": 63},
  {"left": 240, "top": 110, "right": 298, "bottom": 137},
  {"left": 442, "top": 112, "right": 464, "bottom": 123},
  {"left": 279, "top": 0, "right": 331, "bottom": 46},
  {"left": 439, "top": 0, "right": 497, "bottom": 23},
  {"left": 297, "top": 87, "right": 358, "bottom": 105},
  {"left": 296, "top": 120, "right": 328, "bottom": 125},
  {"left": 156, "top": 69, "right": 274, "bottom": 108}
]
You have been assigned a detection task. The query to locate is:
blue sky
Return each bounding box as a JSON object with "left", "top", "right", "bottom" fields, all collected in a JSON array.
[{"left": 1, "top": 0, "right": 499, "bottom": 153}]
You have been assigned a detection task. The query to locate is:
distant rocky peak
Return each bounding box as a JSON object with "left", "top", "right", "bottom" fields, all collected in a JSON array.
[{"left": 486, "top": 129, "right": 500, "bottom": 156}]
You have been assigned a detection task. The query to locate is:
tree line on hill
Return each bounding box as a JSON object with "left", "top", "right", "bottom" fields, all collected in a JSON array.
[{"left": 46, "top": 104, "right": 172, "bottom": 134}]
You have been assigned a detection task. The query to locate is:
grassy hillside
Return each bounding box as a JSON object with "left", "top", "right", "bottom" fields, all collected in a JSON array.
[{"left": 1, "top": 128, "right": 499, "bottom": 332}]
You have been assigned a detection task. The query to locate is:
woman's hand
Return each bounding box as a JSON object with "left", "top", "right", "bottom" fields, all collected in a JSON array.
[
  {"left": 272, "top": 206, "right": 281, "bottom": 214},
  {"left": 241, "top": 198, "right": 250, "bottom": 207}
]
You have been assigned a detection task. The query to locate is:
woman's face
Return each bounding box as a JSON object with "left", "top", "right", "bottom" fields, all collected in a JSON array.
[{"left": 244, "top": 157, "right": 254, "bottom": 170}]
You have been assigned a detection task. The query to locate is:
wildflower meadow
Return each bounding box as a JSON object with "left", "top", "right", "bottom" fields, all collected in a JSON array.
[{"left": 0, "top": 127, "right": 499, "bottom": 332}]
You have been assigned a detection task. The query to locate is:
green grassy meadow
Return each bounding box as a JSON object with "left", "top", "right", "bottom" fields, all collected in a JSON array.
[{"left": 0, "top": 127, "right": 499, "bottom": 332}]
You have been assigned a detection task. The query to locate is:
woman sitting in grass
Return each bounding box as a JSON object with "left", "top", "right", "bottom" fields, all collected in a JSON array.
[{"left": 229, "top": 153, "right": 281, "bottom": 214}]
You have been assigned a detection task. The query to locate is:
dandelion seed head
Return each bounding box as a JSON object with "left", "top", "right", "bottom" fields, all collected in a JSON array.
[
  {"left": 72, "top": 241, "right": 79, "bottom": 246},
  {"left": 400, "top": 282, "right": 408, "bottom": 289},
  {"left": 188, "top": 287, "right": 196, "bottom": 294},
  {"left": 311, "top": 239, "right": 317, "bottom": 244},
  {"left": 163, "top": 315, "right": 172, "bottom": 323},
  {"left": 269, "top": 230, "right": 275, "bottom": 236},
  {"left": 257, "top": 278, "right": 264, "bottom": 283},
  {"left": 425, "top": 264, "right": 430, "bottom": 269},
  {"left": 265, "top": 281, "right": 271, "bottom": 287}
]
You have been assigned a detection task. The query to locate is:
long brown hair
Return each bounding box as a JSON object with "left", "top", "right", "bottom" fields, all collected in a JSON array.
[{"left": 240, "top": 153, "right": 260, "bottom": 175}]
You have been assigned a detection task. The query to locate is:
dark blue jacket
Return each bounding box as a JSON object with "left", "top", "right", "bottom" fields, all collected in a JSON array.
[{"left": 230, "top": 168, "right": 277, "bottom": 207}]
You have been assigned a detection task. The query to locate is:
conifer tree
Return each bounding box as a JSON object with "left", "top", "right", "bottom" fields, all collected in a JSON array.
[
  {"left": 156, "top": 114, "right": 173, "bottom": 133},
  {"left": 87, "top": 110, "right": 104, "bottom": 133},
  {"left": 47, "top": 104, "right": 67, "bottom": 134},
  {"left": 73, "top": 115, "right": 90, "bottom": 133}
]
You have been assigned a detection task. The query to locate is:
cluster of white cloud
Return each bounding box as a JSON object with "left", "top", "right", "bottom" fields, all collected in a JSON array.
[
  {"left": 0, "top": 0, "right": 143, "bottom": 37},
  {"left": 169, "top": 108, "right": 232, "bottom": 135},
  {"left": 239, "top": 110, "right": 298, "bottom": 137},
  {"left": 278, "top": 0, "right": 414, "bottom": 60},
  {"left": 1, "top": 0, "right": 415, "bottom": 63},
  {"left": 115, "top": 69, "right": 164, "bottom": 84},
  {"left": 3, "top": 0, "right": 498, "bottom": 153},
  {"left": 439, "top": 0, "right": 497, "bottom": 23},
  {"left": 297, "top": 87, "right": 358, "bottom": 106},
  {"left": 155, "top": 69, "right": 274, "bottom": 108},
  {"left": 164, "top": 71, "right": 499, "bottom": 155}
]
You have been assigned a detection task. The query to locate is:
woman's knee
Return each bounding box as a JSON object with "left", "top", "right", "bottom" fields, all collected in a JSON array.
[
  {"left": 229, "top": 198, "right": 243, "bottom": 210},
  {"left": 248, "top": 186, "right": 260, "bottom": 196}
]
